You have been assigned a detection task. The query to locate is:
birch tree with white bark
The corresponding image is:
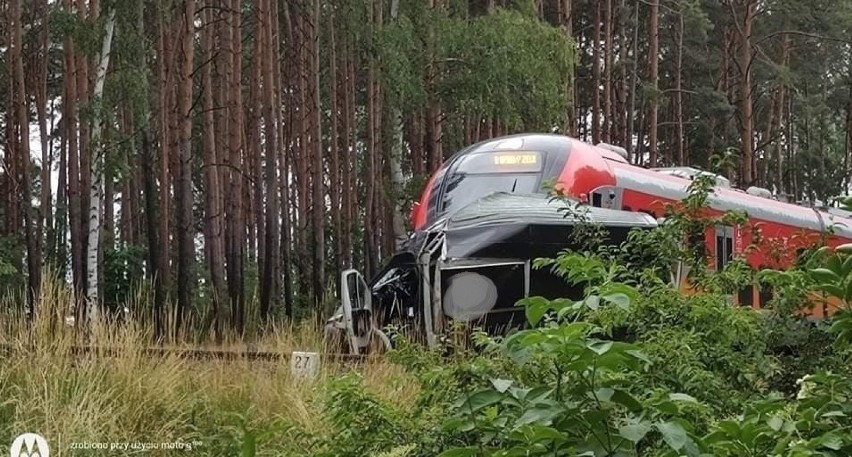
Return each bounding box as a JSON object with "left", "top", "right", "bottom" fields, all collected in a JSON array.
[{"left": 86, "top": 7, "right": 118, "bottom": 323}]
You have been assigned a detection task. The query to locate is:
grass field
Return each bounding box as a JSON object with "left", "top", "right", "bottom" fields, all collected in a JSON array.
[{"left": 0, "top": 280, "right": 415, "bottom": 456}]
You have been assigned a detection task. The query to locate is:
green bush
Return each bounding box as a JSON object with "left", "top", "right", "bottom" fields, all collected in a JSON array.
[
  {"left": 428, "top": 242, "right": 852, "bottom": 456},
  {"left": 437, "top": 296, "right": 706, "bottom": 456}
]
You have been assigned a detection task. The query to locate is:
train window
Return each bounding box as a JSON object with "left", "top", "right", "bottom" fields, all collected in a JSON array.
[
  {"left": 592, "top": 193, "right": 602, "bottom": 207},
  {"left": 687, "top": 228, "right": 706, "bottom": 261},
  {"left": 715, "top": 226, "right": 734, "bottom": 271},
  {"left": 738, "top": 284, "right": 754, "bottom": 307},
  {"left": 426, "top": 168, "right": 448, "bottom": 222},
  {"left": 737, "top": 264, "right": 755, "bottom": 307},
  {"left": 590, "top": 186, "right": 622, "bottom": 209},
  {"left": 440, "top": 173, "right": 540, "bottom": 214},
  {"left": 759, "top": 280, "right": 774, "bottom": 307}
]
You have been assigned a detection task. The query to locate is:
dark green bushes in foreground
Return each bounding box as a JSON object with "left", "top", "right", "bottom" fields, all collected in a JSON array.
[
  {"left": 294, "top": 177, "right": 852, "bottom": 456},
  {"left": 295, "top": 245, "right": 850, "bottom": 457}
]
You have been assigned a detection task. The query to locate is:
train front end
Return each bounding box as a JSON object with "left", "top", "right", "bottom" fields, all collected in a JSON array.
[{"left": 326, "top": 134, "right": 657, "bottom": 354}]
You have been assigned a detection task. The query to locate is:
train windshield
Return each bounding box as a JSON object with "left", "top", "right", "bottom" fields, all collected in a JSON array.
[{"left": 440, "top": 151, "right": 544, "bottom": 213}]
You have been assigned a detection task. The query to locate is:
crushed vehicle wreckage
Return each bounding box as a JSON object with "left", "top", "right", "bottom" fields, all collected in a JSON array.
[{"left": 325, "top": 191, "right": 658, "bottom": 355}]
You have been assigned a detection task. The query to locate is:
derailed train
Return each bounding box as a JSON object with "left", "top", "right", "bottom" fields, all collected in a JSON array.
[{"left": 326, "top": 134, "right": 852, "bottom": 354}]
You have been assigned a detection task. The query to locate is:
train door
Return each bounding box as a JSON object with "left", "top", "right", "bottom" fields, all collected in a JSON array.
[
  {"left": 339, "top": 269, "right": 375, "bottom": 354},
  {"left": 714, "top": 225, "right": 756, "bottom": 307},
  {"left": 714, "top": 225, "right": 735, "bottom": 303},
  {"left": 714, "top": 225, "right": 734, "bottom": 271}
]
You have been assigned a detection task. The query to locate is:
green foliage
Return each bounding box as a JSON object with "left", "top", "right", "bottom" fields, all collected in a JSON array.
[
  {"left": 378, "top": 3, "right": 576, "bottom": 132},
  {"left": 103, "top": 244, "right": 146, "bottom": 312},
  {"left": 0, "top": 236, "right": 25, "bottom": 298},
  {"left": 439, "top": 295, "right": 705, "bottom": 456},
  {"left": 588, "top": 286, "right": 775, "bottom": 415},
  {"left": 700, "top": 372, "right": 852, "bottom": 456},
  {"left": 804, "top": 243, "right": 852, "bottom": 345},
  {"left": 320, "top": 374, "right": 413, "bottom": 455},
  {"left": 806, "top": 244, "right": 852, "bottom": 307},
  {"left": 204, "top": 411, "right": 292, "bottom": 457},
  {"left": 295, "top": 369, "right": 456, "bottom": 457},
  {"left": 434, "top": 242, "right": 852, "bottom": 455},
  {"left": 438, "top": 9, "right": 575, "bottom": 131},
  {"left": 758, "top": 267, "right": 818, "bottom": 315},
  {"left": 428, "top": 173, "right": 852, "bottom": 456},
  {"left": 760, "top": 315, "right": 842, "bottom": 396}
]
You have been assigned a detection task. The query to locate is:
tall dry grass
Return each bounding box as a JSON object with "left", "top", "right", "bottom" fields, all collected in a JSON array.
[{"left": 0, "top": 276, "right": 418, "bottom": 456}]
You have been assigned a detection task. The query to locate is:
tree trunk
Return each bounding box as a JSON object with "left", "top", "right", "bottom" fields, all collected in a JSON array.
[
  {"left": 845, "top": 83, "right": 852, "bottom": 195},
  {"left": 310, "top": 0, "right": 325, "bottom": 316},
  {"left": 36, "top": 0, "right": 50, "bottom": 267},
  {"left": 156, "top": 8, "right": 172, "bottom": 312},
  {"left": 294, "top": 5, "right": 309, "bottom": 299},
  {"left": 365, "top": 1, "right": 380, "bottom": 278},
  {"left": 175, "top": 0, "right": 196, "bottom": 330},
  {"left": 627, "top": 0, "right": 639, "bottom": 160},
  {"left": 388, "top": 0, "right": 407, "bottom": 249},
  {"left": 214, "top": 0, "right": 232, "bottom": 328},
  {"left": 120, "top": 113, "right": 132, "bottom": 246},
  {"left": 104, "top": 146, "right": 114, "bottom": 254},
  {"left": 56, "top": 111, "right": 68, "bottom": 278},
  {"left": 249, "top": 2, "right": 264, "bottom": 273},
  {"left": 85, "top": 7, "right": 117, "bottom": 321},
  {"left": 201, "top": 0, "right": 227, "bottom": 333},
  {"left": 280, "top": 0, "right": 294, "bottom": 318},
  {"left": 77, "top": 0, "right": 92, "bottom": 291},
  {"left": 774, "top": 30, "right": 791, "bottom": 194},
  {"left": 560, "top": 0, "right": 575, "bottom": 135},
  {"left": 342, "top": 37, "right": 355, "bottom": 270},
  {"left": 737, "top": 0, "right": 757, "bottom": 187},
  {"left": 10, "top": 0, "right": 40, "bottom": 309},
  {"left": 228, "top": 0, "right": 246, "bottom": 331},
  {"left": 329, "top": 5, "right": 342, "bottom": 293},
  {"left": 260, "top": 0, "right": 280, "bottom": 318},
  {"left": 592, "top": 0, "right": 602, "bottom": 144},
  {"left": 426, "top": 0, "right": 443, "bottom": 170},
  {"left": 675, "top": 5, "right": 685, "bottom": 165},
  {"left": 141, "top": 129, "right": 160, "bottom": 304},
  {"left": 648, "top": 0, "right": 659, "bottom": 167},
  {"left": 603, "top": 0, "right": 613, "bottom": 143},
  {"left": 617, "top": 0, "right": 629, "bottom": 147}
]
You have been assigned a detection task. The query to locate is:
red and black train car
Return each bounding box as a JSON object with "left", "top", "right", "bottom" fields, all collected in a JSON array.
[{"left": 329, "top": 134, "right": 852, "bottom": 354}]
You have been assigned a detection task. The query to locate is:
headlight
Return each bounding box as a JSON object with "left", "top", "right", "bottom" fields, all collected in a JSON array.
[{"left": 443, "top": 272, "right": 498, "bottom": 322}]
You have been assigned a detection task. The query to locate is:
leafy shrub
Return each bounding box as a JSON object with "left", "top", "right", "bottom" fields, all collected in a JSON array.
[
  {"left": 309, "top": 365, "right": 460, "bottom": 457},
  {"left": 699, "top": 371, "right": 852, "bottom": 456},
  {"left": 589, "top": 286, "right": 777, "bottom": 414},
  {"left": 320, "top": 374, "right": 414, "bottom": 456},
  {"left": 430, "top": 228, "right": 852, "bottom": 456},
  {"left": 438, "top": 288, "right": 709, "bottom": 457},
  {"left": 103, "top": 244, "right": 145, "bottom": 312},
  {"left": 0, "top": 235, "right": 25, "bottom": 298}
]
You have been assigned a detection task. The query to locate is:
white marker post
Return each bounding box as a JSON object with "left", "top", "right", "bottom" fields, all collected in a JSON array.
[{"left": 290, "top": 351, "right": 320, "bottom": 380}]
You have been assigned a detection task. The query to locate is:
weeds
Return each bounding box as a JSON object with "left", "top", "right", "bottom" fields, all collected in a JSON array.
[{"left": 0, "top": 276, "right": 419, "bottom": 456}]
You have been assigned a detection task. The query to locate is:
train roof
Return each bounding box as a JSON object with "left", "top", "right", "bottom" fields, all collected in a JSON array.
[
  {"left": 611, "top": 163, "right": 852, "bottom": 239},
  {"left": 442, "top": 192, "right": 657, "bottom": 259},
  {"left": 449, "top": 133, "right": 632, "bottom": 167},
  {"left": 455, "top": 133, "right": 573, "bottom": 155},
  {"left": 437, "top": 132, "right": 852, "bottom": 240},
  {"left": 446, "top": 192, "right": 658, "bottom": 230}
]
